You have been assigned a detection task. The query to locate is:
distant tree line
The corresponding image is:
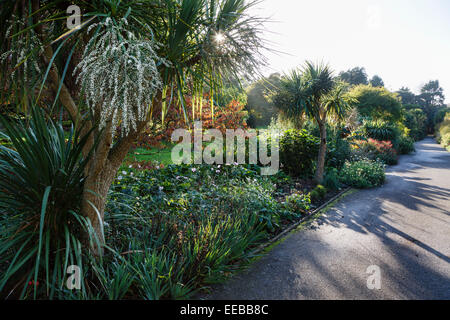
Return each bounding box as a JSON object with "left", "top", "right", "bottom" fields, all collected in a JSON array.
[{"left": 243, "top": 65, "right": 447, "bottom": 134}]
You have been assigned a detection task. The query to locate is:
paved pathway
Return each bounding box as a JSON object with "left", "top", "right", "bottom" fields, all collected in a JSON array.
[{"left": 206, "top": 137, "right": 450, "bottom": 299}]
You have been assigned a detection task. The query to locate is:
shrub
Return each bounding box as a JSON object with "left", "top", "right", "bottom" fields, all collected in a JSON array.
[
  {"left": 442, "top": 133, "right": 450, "bottom": 151},
  {"left": 308, "top": 185, "right": 328, "bottom": 204},
  {"left": 434, "top": 108, "right": 450, "bottom": 128},
  {"left": 302, "top": 122, "right": 351, "bottom": 169},
  {"left": 316, "top": 185, "right": 327, "bottom": 198},
  {"left": 136, "top": 97, "right": 249, "bottom": 149},
  {"left": 347, "top": 85, "right": 404, "bottom": 122},
  {"left": 0, "top": 108, "right": 95, "bottom": 299},
  {"left": 397, "top": 135, "right": 415, "bottom": 155},
  {"left": 339, "top": 160, "right": 385, "bottom": 188},
  {"left": 323, "top": 168, "right": 342, "bottom": 190},
  {"left": 279, "top": 129, "right": 320, "bottom": 177},
  {"left": 285, "top": 192, "right": 311, "bottom": 213},
  {"left": 353, "top": 138, "right": 398, "bottom": 165},
  {"left": 405, "top": 109, "right": 427, "bottom": 141},
  {"left": 436, "top": 112, "right": 450, "bottom": 150},
  {"left": 362, "top": 120, "right": 400, "bottom": 143},
  {"left": 326, "top": 127, "right": 352, "bottom": 169}
]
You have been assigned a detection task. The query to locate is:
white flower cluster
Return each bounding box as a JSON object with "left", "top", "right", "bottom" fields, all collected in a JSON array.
[
  {"left": 0, "top": 16, "right": 43, "bottom": 89},
  {"left": 74, "top": 18, "right": 168, "bottom": 136}
]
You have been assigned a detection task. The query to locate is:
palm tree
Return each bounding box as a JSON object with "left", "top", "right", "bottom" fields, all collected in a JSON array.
[
  {"left": 273, "top": 61, "right": 353, "bottom": 183},
  {"left": 0, "top": 0, "right": 268, "bottom": 253}
]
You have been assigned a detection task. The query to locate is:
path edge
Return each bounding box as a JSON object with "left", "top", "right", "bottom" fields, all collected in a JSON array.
[{"left": 250, "top": 187, "right": 354, "bottom": 257}]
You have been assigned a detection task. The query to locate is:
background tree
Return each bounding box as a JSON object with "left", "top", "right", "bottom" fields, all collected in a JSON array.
[
  {"left": 338, "top": 67, "right": 369, "bottom": 86},
  {"left": 418, "top": 80, "right": 445, "bottom": 108},
  {"left": 405, "top": 108, "right": 428, "bottom": 141},
  {"left": 415, "top": 80, "right": 446, "bottom": 132},
  {"left": 369, "top": 75, "right": 384, "bottom": 87},
  {"left": 245, "top": 72, "right": 281, "bottom": 127},
  {"left": 0, "top": 0, "right": 267, "bottom": 253},
  {"left": 215, "top": 78, "right": 248, "bottom": 108},
  {"left": 348, "top": 85, "right": 404, "bottom": 123},
  {"left": 396, "top": 87, "right": 417, "bottom": 105},
  {"left": 272, "top": 62, "right": 353, "bottom": 183}
]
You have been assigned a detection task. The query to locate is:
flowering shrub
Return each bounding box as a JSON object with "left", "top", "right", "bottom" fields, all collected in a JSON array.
[
  {"left": 353, "top": 138, "right": 398, "bottom": 165},
  {"left": 339, "top": 159, "right": 385, "bottom": 188}
]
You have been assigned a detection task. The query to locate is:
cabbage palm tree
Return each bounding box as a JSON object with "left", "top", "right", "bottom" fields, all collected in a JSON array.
[
  {"left": 273, "top": 61, "right": 352, "bottom": 183},
  {"left": 0, "top": 0, "right": 267, "bottom": 254}
]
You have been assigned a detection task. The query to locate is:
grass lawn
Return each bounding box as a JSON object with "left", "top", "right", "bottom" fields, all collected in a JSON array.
[
  {"left": 126, "top": 146, "right": 174, "bottom": 165},
  {"left": 123, "top": 139, "right": 227, "bottom": 168}
]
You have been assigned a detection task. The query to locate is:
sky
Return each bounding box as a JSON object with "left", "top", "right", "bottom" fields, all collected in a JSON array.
[{"left": 250, "top": 0, "right": 450, "bottom": 103}]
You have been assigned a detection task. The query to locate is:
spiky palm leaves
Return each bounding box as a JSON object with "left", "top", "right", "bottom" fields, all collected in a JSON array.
[
  {"left": 272, "top": 61, "right": 354, "bottom": 182},
  {"left": 275, "top": 62, "right": 338, "bottom": 120},
  {"left": 157, "top": 0, "right": 268, "bottom": 122},
  {"left": 1, "top": 0, "right": 267, "bottom": 125},
  {"left": 0, "top": 108, "right": 96, "bottom": 299}
]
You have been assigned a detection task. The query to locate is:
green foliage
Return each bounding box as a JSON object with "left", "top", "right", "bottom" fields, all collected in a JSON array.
[
  {"left": 436, "top": 112, "right": 450, "bottom": 151},
  {"left": 441, "top": 133, "right": 450, "bottom": 151},
  {"left": 369, "top": 75, "right": 384, "bottom": 87},
  {"left": 397, "top": 135, "right": 415, "bottom": 155},
  {"left": 338, "top": 67, "right": 368, "bottom": 86},
  {"left": 308, "top": 185, "right": 328, "bottom": 204},
  {"left": 348, "top": 85, "right": 404, "bottom": 122},
  {"left": 405, "top": 108, "right": 428, "bottom": 141},
  {"left": 418, "top": 80, "right": 445, "bottom": 108},
  {"left": 396, "top": 87, "right": 417, "bottom": 105},
  {"left": 303, "top": 122, "right": 351, "bottom": 169},
  {"left": 216, "top": 79, "right": 248, "bottom": 107},
  {"left": 285, "top": 192, "right": 311, "bottom": 213},
  {"left": 0, "top": 108, "right": 96, "bottom": 299},
  {"left": 279, "top": 129, "right": 320, "bottom": 177},
  {"left": 267, "top": 113, "right": 301, "bottom": 133},
  {"left": 271, "top": 61, "right": 354, "bottom": 182},
  {"left": 103, "top": 163, "right": 301, "bottom": 299},
  {"left": 403, "top": 103, "right": 423, "bottom": 110},
  {"left": 323, "top": 168, "right": 342, "bottom": 191},
  {"left": 339, "top": 160, "right": 385, "bottom": 189},
  {"left": 434, "top": 107, "right": 450, "bottom": 128},
  {"left": 362, "top": 120, "right": 400, "bottom": 143},
  {"left": 272, "top": 62, "right": 352, "bottom": 122},
  {"left": 246, "top": 73, "right": 281, "bottom": 128},
  {"left": 326, "top": 127, "right": 352, "bottom": 169},
  {"left": 416, "top": 80, "right": 446, "bottom": 132}
]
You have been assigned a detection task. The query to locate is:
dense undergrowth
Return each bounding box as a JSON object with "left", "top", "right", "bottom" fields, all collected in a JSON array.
[
  {"left": 436, "top": 111, "right": 450, "bottom": 151},
  {"left": 102, "top": 164, "right": 301, "bottom": 299}
]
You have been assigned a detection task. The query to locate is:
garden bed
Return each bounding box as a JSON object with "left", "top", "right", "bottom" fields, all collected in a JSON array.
[{"left": 101, "top": 162, "right": 349, "bottom": 299}]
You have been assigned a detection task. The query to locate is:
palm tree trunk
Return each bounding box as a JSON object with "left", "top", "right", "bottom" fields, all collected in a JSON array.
[
  {"left": 81, "top": 156, "right": 123, "bottom": 256},
  {"left": 80, "top": 123, "right": 145, "bottom": 256},
  {"left": 315, "top": 121, "right": 327, "bottom": 183}
]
